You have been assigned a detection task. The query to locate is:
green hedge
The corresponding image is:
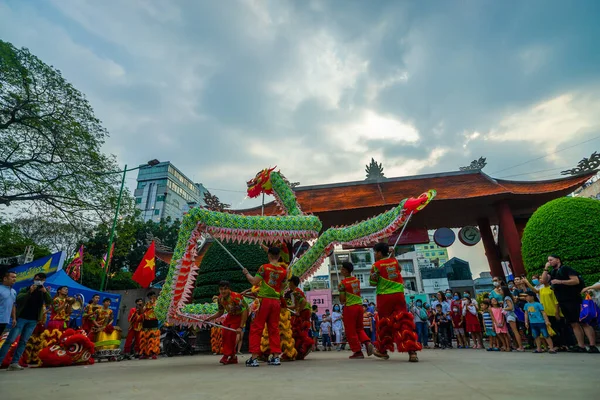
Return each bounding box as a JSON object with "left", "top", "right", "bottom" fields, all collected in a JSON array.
[
  {"left": 522, "top": 197, "right": 600, "bottom": 286},
  {"left": 194, "top": 242, "right": 267, "bottom": 303}
]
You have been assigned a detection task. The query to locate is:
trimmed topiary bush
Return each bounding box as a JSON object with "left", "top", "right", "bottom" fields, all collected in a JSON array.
[
  {"left": 193, "top": 242, "right": 268, "bottom": 303},
  {"left": 522, "top": 197, "right": 600, "bottom": 286}
]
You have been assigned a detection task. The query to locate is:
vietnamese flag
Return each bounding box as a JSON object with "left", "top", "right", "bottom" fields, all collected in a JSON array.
[{"left": 132, "top": 241, "right": 156, "bottom": 288}]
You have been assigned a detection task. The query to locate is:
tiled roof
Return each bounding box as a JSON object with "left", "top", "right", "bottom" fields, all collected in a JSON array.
[{"left": 236, "top": 170, "right": 596, "bottom": 216}]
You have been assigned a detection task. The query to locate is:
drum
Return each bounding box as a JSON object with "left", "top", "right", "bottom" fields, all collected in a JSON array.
[{"left": 95, "top": 327, "right": 122, "bottom": 350}]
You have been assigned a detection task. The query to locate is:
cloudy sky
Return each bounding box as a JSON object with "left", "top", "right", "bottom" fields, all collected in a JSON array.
[{"left": 2, "top": 0, "right": 599, "bottom": 274}]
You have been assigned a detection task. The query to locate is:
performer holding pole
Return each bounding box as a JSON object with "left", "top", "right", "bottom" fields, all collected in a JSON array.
[
  {"left": 205, "top": 280, "right": 248, "bottom": 365},
  {"left": 370, "top": 242, "right": 421, "bottom": 362},
  {"left": 242, "top": 246, "right": 287, "bottom": 367},
  {"left": 140, "top": 292, "right": 160, "bottom": 360},
  {"left": 339, "top": 262, "right": 374, "bottom": 359}
]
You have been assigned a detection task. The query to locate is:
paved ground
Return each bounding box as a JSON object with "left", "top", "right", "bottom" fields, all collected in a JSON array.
[{"left": 2, "top": 349, "right": 598, "bottom": 400}]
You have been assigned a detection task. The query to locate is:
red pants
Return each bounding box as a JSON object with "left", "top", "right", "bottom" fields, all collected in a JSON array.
[
  {"left": 291, "top": 309, "right": 314, "bottom": 360},
  {"left": 343, "top": 304, "right": 371, "bottom": 353},
  {"left": 375, "top": 292, "right": 421, "bottom": 353},
  {"left": 222, "top": 314, "right": 242, "bottom": 357},
  {"left": 250, "top": 298, "right": 281, "bottom": 354},
  {"left": 124, "top": 329, "right": 141, "bottom": 354}
]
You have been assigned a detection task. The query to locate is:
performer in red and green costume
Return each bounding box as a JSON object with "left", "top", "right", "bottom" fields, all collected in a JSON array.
[
  {"left": 206, "top": 280, "right": 248, "bottom": 365},
  {"left": 370, "top": 242, "right": 421, "bottom": 362},
  {"left": 47, "top": 286, "right": 70, "bottom": 332},
  {"left": 242, "top": 246, "right": 287, "bottom": 367},
  {"left": 339, "top": 261, "right": 374, "bottom": 359},
  {"left": 287, "top": 275, "right": 314, "bottom": 360}
]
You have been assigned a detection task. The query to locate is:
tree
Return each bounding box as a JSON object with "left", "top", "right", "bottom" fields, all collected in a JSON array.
[
  {"left": 365, "top": 158, "right": 385, "bottom": 180},
  {"left": 0, "top": 220, "right": 50, "bottom": 261},
  {"left": 82, "top": 211, "right": 181, "bottom": 290},
  {"left": 522, "top": 197, "right": 600, "bottom": 286},
  {"left": 0, "top": 40, "right": 121, "bottom": 223},
  {"left": 10, "top": 215, "right": 90, "bottom": 256},
  {"left": 203, "top": 191, "right": 230, "bottom": 212},
  {"left": 193, "top": 242, "right": 267, "bottom": 303}
]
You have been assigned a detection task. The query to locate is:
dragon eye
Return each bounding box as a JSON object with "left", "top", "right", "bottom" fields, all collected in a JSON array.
[{"left": 68, "top": 343, "right": 82, "bottom": 354}]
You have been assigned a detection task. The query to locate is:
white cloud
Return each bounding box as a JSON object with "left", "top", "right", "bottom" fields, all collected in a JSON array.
[{"left": 487, "top": 93, "right": 600, "bottom": 150}]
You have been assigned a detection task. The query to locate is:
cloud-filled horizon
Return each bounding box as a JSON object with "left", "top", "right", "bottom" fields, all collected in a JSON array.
[{"left": 2, "top": 0, "right": 599, "bottom": 276}]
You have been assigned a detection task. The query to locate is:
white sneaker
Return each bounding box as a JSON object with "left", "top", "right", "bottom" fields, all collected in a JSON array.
[{"left": 8, "top": 363, "right": 24, "bottom": 371}]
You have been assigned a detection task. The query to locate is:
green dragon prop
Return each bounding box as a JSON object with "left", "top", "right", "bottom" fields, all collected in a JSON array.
[{"left": 156, "top": 167, "right": 436, "bottom": 324}]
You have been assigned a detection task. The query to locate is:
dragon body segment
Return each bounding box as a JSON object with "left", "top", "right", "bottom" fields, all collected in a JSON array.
[{"left": 156, "top": 167, "right": 435, "bottom": 325}]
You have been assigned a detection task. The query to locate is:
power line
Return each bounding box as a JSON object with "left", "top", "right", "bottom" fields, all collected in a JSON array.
[
  {"left": 497, "top": 166, "right": 570, "bottom": 179},
  {"left": 490, "top": 135, "right": 600, "bottom": 175}
]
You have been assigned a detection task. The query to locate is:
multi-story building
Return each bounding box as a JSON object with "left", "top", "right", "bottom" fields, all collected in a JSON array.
[
  {"left": 134, "top": 161, "right": 208, "bottom": 223},
  {"left": 414, "top": 235, "right": 449, "bottom": 267},
  {"left": 328, "top": 248, "right": 423, "bottom": 304},
  {"left": 474, "top": 271, "right": 494, "bottom": 294}
]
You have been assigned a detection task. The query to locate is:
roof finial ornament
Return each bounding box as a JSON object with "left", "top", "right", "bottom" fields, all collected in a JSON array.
[
  {"left": 365, "top": 158, "right": 386, "bottom": 181},
  {"left": 561, "top": 151, "right": 599, "bottom": 175},
  {"left": 459, "top": 157, "right": 487, "bottom": 171}
]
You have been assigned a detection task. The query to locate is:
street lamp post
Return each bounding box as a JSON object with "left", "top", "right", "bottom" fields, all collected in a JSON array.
[{"left": 99, "top": 159, "right": 160, "bottom": 291}]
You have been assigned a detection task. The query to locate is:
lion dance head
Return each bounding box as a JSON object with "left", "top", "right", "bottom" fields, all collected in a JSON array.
[
  {"left": 38, "top": 329, "right": 95, "bottom": 367},
  {"left": 247, "top": 167, "right": 276, "bottom": 198}
]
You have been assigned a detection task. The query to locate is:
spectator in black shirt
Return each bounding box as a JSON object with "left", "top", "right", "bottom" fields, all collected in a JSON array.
[
  {"left": 0, "top": 273, "right": 52, "bottom": 370},
  {"left": 542, "top": 255, "right": 598, "bottom": 353}
]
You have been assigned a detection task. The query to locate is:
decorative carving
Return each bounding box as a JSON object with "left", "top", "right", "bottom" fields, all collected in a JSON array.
[
  {"left": 202, "top": 191, "right": 231, "bottom": 212},
  {"left": 365, "top": 158, "right": 386, "bottom": 180},
  {"left": 459, "top": 157, "right": 487, "bottom": 171},
  {"left": 145, "top": 233, "right": 172, "bottom": 252},
  {"left": 561, "top": 151, "right": 600, "bottom": 175}
]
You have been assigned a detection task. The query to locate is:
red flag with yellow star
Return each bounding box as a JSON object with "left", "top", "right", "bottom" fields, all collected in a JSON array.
[{"left": 132, "top": 241, "right": 156, "bottom": 288}]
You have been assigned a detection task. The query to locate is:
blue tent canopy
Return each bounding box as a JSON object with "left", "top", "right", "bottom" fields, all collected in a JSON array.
[{"left": 12, "top": 269, "right": 122, "bottom": 325}]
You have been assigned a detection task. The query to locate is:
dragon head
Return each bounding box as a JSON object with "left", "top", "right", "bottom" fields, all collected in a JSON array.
[
  {"left": 247, "top": 167, "right": 276, "bottom": 198},
  {"left": 38, "top": 329, "right": 95, "bottom": 367}
]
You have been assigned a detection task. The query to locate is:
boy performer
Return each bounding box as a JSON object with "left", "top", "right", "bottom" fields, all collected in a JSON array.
[
  {"left": 140, "top": 292, "right": 160, "bottom": 360},
  {"left": 242, "top": 247, "right": 287, "bottom": 367},
  {"left": 82, "top": 294, "right": 100, "bottom": 334},
  {"left": 48, "top": 286, "right": 70, "bottom": 332},
  {"left": 287, "top": 275, "right": 314, "bottom": 359},
  {"left": 206, "top": 281, "right": 248, "bottom": 365},
  {"left": 339, "top": 262, "right": 374, "bottom": 359},
  {"left": 370, "top": 242, "right": 421, "bottom": 362},
  {"left": 124, "top": 298, "right": 144, "bottom": 357}
]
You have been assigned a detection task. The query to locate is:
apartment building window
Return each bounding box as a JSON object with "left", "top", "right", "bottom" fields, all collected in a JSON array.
[{"left": 357, "top": 274, "right": 364, "bottom": 283}]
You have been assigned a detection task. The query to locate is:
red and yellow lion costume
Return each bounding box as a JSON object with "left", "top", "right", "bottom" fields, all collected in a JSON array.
[{"left": 38, "top": 329, "right": 95, "bottom": 367}]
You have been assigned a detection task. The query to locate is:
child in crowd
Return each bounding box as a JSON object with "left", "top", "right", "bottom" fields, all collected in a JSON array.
[
  {"left": 524, "top": 291, "right": 556, "bottom": 354},
  {"left": 320, "top": 316, "right": 333, "bottom": 351},
  {"left": 491, "top": 297, "right": 510, "bottom": 351},
  {"left": 362, "top": 304, "right": 373, "bottom": 339},
  {"left": 464, "top": 297, "right": 483, "bottom": 349},
  {"left": 434, "top": 304, "right": 451, "bottom": 349},
  {"left": 481, "top": 300, "right": 498, "bottom": 351},
  {"left": 450, "top": 302, "right": 466, "bottom": 348}
]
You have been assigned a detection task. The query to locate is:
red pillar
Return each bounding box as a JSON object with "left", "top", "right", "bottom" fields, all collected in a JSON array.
[
  {"left": 476, "top": 218, "right": 504, "bottom": 279},
  {"left": 496, "top": 201, "right": 526, "bottom": 276}
]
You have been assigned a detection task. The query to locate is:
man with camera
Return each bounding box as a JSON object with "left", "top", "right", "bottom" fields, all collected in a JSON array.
[{"left": 0, "top": 272, "right": 52, "bottom": 371}]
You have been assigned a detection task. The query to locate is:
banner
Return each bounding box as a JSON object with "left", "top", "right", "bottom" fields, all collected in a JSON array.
[{"left": 10, "top": 251, "right": 66, "bottom": 289}]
